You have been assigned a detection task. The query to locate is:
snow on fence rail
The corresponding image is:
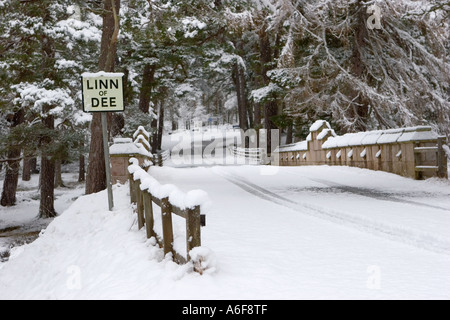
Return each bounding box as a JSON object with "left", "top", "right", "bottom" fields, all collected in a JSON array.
[
  {"left": 229, "top": 146, "right": 268, "bottom": 165},
  {"left": 277, "top": 120, "right": 448, "bottom": 180},
  {"left": 128, "top": 158, "right": 209, "bottom": 273}
]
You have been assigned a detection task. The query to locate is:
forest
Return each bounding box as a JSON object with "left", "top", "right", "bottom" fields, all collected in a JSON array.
[{"left": 0, "top": 0, "right": 449, "bottom": 217}]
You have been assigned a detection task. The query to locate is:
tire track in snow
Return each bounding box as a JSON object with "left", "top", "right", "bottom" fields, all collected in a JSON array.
[
  {"left": 214, "top": 168, "right": 450, "bottom": 256},
  {"left": 290, "top": 174, "right": 450, "bottom": 212}
]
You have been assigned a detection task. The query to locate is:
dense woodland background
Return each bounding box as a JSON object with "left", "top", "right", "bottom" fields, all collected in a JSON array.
[{"left": 0, "top": 0, "right": 449, "bottom": 216}]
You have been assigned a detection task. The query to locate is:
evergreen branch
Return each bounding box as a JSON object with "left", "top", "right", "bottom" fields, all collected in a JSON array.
[{"left": 0, "top": 157, "right": 23, "bottom": 163}]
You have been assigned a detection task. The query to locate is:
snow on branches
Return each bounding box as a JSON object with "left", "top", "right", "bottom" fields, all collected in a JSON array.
[
  {"left": 269, "top": 0, "right": 450, "bottom": 135},
  {"left": 13, "top": 83, "right": 75, "bottom": 117}
]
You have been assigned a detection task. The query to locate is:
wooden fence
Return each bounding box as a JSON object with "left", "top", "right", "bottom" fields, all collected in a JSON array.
[
  {"left": 277, "top": 120, "right": 448, "bottom": 180},
  {"left": 128, "top": 165, "right": 206, "bottom": 272},
  {"left": 153, "top": 150, "right": 171, "bottom": 167},
  {"left": 414, "top": 137, "right": 448, "bottom": 179},
  {"left": 229, "top": 146, "right": 268, "bottom": 165}
]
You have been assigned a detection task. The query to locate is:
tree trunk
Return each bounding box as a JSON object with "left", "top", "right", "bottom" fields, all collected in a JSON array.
[
  {"left": 247, "top": 101, "right": 254, "bottom": 129},
  {"left": 1, "top": 158, "right": 21, "bottom": 207},
  {"left": 79, "top": 154, "right": 86, "bottom": 183},
  {"left": 138, "top": 64, "right": 156, "bottom": 113},
  {"left": 39, "top": 108, "right": 57, "bottom": 219},
  {"left": 259, "top": 26, "right": 279, "bottom": 151},
  {"left": 349, "top": 3, "right": 369, "bottom": 131},
  {"left": 232, "top": 62, "right": 249, "bottom": 131},
  {"left": 22, "top": 156, "right": 32, "bottom": 182},
  {"left": 151, "top": 113, "right": 158, "bottom": 154},
  {"left": 30, "top": 158, "right": 38, "bottom": 173},
  {"left": 86, "top": 113, "right": 106, "bottom": 194},
  {"left": 39, "top": 156, "right": 56, "bottom": 218},
  {"left": 54, "top": 159, "right": 64, "bottom": 188},
  {"left": 37, "top": 7, "right": 58, "bottom": 218},
  {"left": 157, "top": 101, "right": 164, "bottom": 151},
  {"left": 86, "top": 0, "right": 121, "bottom": 195},
  {"left": 111, "top": 114, "right": 125, "bottom": 137},
  {"left": 254, "top": 102, "right": 262, "bottom": 126},
  {"left": 1, "top": 109, "right": 25, "bottom": 207},
  {"left": 264, "top": 101, "right": 279, "bottom": 151},
  {"left": 286, "top": 124, "right": 293, "bottom": 145}
]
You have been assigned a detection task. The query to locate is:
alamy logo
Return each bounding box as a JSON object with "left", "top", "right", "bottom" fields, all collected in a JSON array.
[
  {"left": 66, "top": 265, "right": 82, "bottom": 290},
  {"left": 367, "top": 4, "right": 382, "bottom": 30},
  {"left": 366, "top": 265, "right": 381, "bottom": 290}
]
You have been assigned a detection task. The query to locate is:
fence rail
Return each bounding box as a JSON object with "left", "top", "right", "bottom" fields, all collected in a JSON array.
[
  {"left": 229, "top": 146, "right": 268, "bottom": 165},
  {"left": 153, "top": 150, "right": 171, "bottom": 167},
  {"left": 128, "top": 161, "right": 206, "bottom": 273},
  {"left": 277, "top": 121, "right": 448, "bottom": 180},
  {"left": 414, "top": 137, "right": 447, "bottom": 179}
]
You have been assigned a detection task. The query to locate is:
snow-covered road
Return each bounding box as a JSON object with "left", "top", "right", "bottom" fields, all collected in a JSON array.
[
  {"left": 149, "top": 165, "right": 450, "bottom": 299},
  {"left": 1, "top": 164, "right": 449, "bottom": 299}
]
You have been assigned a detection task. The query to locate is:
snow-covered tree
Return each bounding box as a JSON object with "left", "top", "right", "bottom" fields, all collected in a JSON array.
[
  {"left": 268, "top": 0, "right": 450, "bottom": 136},
  {"left": 0, "top": 0, "right": 101, "bottom": 213}
]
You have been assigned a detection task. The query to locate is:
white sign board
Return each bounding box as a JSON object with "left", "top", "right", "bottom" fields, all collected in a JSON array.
[{"left": 82, "top": 72, "right": 125, "bottom": 113}]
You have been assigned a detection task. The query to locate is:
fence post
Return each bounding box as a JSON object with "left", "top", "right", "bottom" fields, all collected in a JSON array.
[
  {"left": 437, "top": 137, "right": 446, "bottom": 179},
  {"left": 129, "top": 174, "right": 137, "bottom": 204},
  {"left": 161, "top": 197, "right": 174, "bottom": 257},
  {"left": 136, "top": 183, "right": 145, "bottom": 230},
  {"left": 186, "top": 205, "right": 201, "bottom": 260},
  {"left": 414, "top": 143, "right": 423, "bottom": 180},
  {"left": 143, "top": 191, "right": 155, "bottom": 239}
]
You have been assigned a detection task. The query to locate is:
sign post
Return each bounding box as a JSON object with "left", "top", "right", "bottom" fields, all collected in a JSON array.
[{"left": 82, "top": 72, "right": 125, "bottom": 211}]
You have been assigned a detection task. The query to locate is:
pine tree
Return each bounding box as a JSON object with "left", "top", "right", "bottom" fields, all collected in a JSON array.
[
  {"left": 0, "top": 0, "right": 101, "bottom": 213},
  {"left": 269, "top": 0, "right": 450, "bottom": 135}
]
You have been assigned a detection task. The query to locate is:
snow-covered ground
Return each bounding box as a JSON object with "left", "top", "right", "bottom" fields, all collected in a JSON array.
[
  {"left": 1, "top": 162, "right": 449, "bottom": 299},
  {"left": 0, "top": 171, "right": 85, "bottom": 263}
]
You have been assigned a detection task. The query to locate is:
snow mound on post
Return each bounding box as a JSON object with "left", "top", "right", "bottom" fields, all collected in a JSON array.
[
  {"left": 133, "top": 126, "right": 150, "bottom": 139},
  {"left": 110, "top": 141, "right": 152, "bottom": 158},
  {"left": 310, "top": 120, "right": 331, "bottom": 132},
  {"left": 189, "top": 247, "right": 217, "bottom": 275}
]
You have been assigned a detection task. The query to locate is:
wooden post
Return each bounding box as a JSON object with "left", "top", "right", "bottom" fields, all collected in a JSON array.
[
  {"left": 136, "top": 183, "right": 145, "bottom": 230},
  {"left": 161, "top": 197, "right": 174, "bottom": 257},
  {"left": 143, "top": 191, "right": 155, "bottom": 239},
  {"left": 129, "top": 174, "right": 137, "bottom": 204},
  {"left": 414, "top": 143, "right": 423, "bottom": 180},
  {"left": 437, "top": 137, "right": 446, "bottom": 179},
  {"left": 102, "top": 112, "right": 114, "bottom": 211},
  {"left": 186, "top": 205, "right": 201, "bottom": 260}
]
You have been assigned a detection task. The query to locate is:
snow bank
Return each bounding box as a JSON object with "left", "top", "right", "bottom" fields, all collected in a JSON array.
[{"left": 0, "top": 185, "right": 211, "bottom": 300}]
